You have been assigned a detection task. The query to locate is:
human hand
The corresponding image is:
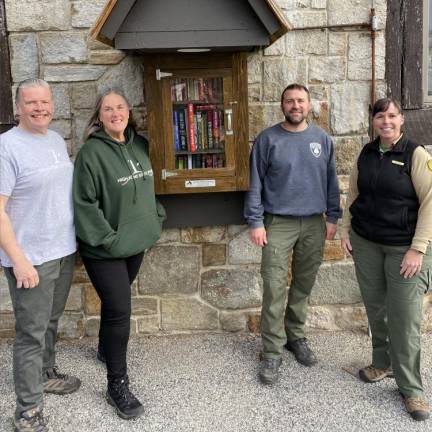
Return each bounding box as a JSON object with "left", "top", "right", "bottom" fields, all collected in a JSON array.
[
  {"left": 326, "top": 222, "right": 337, "bottom": 240},
  {"left": 341, "top": 238, "right": 353, "bottom": 257},
  {"left": 250, "top": 227, "right": 267, "bottom": 247},
  {"left": 400, "top": 249, "right": 423, "bottom": 279},
  {"left": 13, "top": 258, "right": 39, "bottom": 288}
]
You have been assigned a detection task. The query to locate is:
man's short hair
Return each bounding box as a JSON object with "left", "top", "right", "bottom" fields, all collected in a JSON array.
[
  {"left": 15, "top": 78, "right": 51, "bottom": 104},
  {"left": 281, "top": 84, "right": 310, "bottom": 103}
]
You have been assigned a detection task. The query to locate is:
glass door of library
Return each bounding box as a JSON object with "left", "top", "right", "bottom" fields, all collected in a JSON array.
[{"left": 160, "top": 69, "right": 236, "bottom": 193}]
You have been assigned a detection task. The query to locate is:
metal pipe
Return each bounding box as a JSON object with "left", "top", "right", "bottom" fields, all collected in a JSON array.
[{"left": 370, "top": 8, "right": 377, "bottom": 140}]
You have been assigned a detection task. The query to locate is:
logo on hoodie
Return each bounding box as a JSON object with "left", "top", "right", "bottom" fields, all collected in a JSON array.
[
  {"left": 309, "top": 142, "right": 322, "bottom": 158},
  {"left": 117, "top": 160, "right": 153, "bottom": 186}
]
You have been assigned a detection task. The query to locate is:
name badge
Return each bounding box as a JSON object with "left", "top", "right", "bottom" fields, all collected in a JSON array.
[{"left": 391, "top": 160, "right": 404, "bottom": 166}]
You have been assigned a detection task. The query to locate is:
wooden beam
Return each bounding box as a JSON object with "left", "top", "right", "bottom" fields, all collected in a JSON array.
[
  {"left": 385, "top": 0, "right": 402, "bottom": 101},
  {"left": 0, "top": 0, "right": 14, "bottom": 129},
  {"left": 264, "top": 0, "right": 291, "bottom": 42},
  {"left": 401, "top": 0, "right": 423, "bottom": 108},
  {"left": 89, "top": 0, "right": 118, "bottom": 46}
]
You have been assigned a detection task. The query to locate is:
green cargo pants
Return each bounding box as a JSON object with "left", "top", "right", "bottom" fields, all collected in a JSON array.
[
  {"left": 5, "top": 253, "right": 75, "bottom": 418},
  {"left": 261, "top": 214, "right": 326, "bottom": 359},
  {"left": 350, "top": 230, "right": 431, "bottom": 397}
]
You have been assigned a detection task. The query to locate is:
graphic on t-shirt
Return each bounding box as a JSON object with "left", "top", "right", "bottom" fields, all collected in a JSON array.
[{"left": 309, "top": 142, "right": 322, "bottom": 158}]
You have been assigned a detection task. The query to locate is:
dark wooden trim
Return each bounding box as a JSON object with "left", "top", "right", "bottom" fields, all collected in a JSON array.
[
  {"left": 401, "top": 0, "right": 423, "bottom": 108},
  {"left": 89, "top": 0, "right": 119, "bottom": 45},
  {"left": 385, "top": 0, "right": 402, "bottom": 101},
  {"left": 0, "top": 0, "right": 14, "bottom": 129},
  {"left": 386, "top": 0, "right": 423, "bottom": 108},
  {"left": 100, "top": 0, "right": 135, "bottom": 40}
]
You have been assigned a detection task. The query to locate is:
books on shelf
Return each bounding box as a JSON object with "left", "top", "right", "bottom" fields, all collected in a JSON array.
[
  {"left": 170, "top": 76, "right": 226, "bottom": 170},
  {"left": 176, "top": 154, "right": 225, "bottom": 170},
  {"left": 171, "top": 77, "right": 223, "bottom": 103},
  {"left": 172, "top": 105, "right": 225, "bottom": 155}
]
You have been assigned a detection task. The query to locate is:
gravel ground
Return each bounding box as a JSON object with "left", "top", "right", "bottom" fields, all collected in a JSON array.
[{"left": 0, "top": 331, "right": 431, "bottom": 432}]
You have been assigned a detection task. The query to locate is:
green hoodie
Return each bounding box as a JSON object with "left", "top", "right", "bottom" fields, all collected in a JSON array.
[{"left": 73, "top": 126, "right": 166, "bottom": 259}]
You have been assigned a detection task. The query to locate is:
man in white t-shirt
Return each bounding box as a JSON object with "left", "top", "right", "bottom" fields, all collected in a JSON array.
[{"left": 0, "top": 79, "right": 80, "bottom": 432}]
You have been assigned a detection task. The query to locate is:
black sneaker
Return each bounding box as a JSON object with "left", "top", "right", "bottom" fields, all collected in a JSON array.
[
  {"left": 43, "top": 366, "right": 81, "bottom": 395},
  {"left": 258, "top": 357, "right": 282, "bottom": 385},
  {"left": 285, "top": 338, "right": 318, "bottom": 366},
  {"left": 107, "top": 375, "right": 144, "bottom": 420},
  {"left": 14, "top": 407, "right": 48, "bottom": 432}
]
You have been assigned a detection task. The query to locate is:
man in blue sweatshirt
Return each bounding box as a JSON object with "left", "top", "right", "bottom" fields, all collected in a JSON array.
[{"left": 244, "top": 84, "right": 341, "bottom": 385}]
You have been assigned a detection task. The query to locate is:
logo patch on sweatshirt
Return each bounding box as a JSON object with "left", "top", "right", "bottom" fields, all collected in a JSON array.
[
  {"left": 427, "top": 160, "right": 432, "bottom": 172},
  {"left": 309, "top": 142, "right": 322, "bottom": 158}
]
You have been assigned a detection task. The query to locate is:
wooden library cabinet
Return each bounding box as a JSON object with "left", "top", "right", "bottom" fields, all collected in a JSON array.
[{"left": 144, "top": 52, "right": 249, "bottom": 195}]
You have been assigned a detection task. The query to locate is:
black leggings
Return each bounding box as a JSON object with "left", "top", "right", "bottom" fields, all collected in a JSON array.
[{"left": 82, "top": 252, "right": 144, "bottom": 381}]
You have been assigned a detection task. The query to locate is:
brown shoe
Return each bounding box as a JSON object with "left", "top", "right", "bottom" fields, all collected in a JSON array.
[
  {"left": 403, "top": 395, "right": 430, "bottom": 421},
  {"left": 358, "top": 365, "right": 393, "bottom": 383}
]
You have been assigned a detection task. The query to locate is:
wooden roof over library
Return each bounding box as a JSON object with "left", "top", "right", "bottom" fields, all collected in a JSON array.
[{"left": 90, "top": 0, "right": 290, "bottom": 52}]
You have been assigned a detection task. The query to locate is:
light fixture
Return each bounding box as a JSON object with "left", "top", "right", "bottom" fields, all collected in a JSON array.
[{"left": 177, "top": 48, "right": 211, "bottom": 53}]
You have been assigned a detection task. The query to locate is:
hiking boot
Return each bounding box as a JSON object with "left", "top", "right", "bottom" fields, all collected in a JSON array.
[
  {"left": 285, "top": 338, "right": 317, "bottom": 366},
  {"left": 14, "top": 407, "right": 48, "bottom": 432},
  {"left": 43, "top": 366, "right": 81, "bottom": 395},
  {"left": 107, "top": 375, "right": 144, "bottom": 420},
  {"left": 359, "top": 365, "right": 393, "bottom": 383},
  {"left": 402, "top": 395, "right": 430, "bottom": 421},
  {"left": 258, "top": 358, "right": 282, "bottom": 385}
]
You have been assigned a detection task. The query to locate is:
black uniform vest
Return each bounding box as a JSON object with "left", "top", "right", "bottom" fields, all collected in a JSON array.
[{"left": 350, "top": 136, "right": 420, "bottom": 246}]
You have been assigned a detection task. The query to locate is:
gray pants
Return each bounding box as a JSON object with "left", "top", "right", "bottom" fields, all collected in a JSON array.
[
  {"left": 351, "top": 230, "right": 431, "bottom": 397},
  {"left": 261, "top": 214, "right": 326, "bottom": 359},
  {"left": 5, "top": 253, "right": 75, "bottom": 418}
]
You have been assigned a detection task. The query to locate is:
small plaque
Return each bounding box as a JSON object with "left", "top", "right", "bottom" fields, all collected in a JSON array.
[{"left": 185, "top": 179, "right": 216, "bottom": 188}]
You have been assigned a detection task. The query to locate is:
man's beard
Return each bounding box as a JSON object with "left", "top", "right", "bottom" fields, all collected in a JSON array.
[{"left": 284, "top": 111, "right": 306, "bottom": 125}]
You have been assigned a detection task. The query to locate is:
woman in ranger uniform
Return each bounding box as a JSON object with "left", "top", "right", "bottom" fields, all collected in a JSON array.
[
  {"left": 73, "top": 88, "right": 165, "bottom": 420},
  {"left": 341, "top": 98, "right": 432, "bottom": 421}
]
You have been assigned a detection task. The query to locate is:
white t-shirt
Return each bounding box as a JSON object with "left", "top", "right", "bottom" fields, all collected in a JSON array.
[{"left": 0, "top": 127, "right": 76, "bottom": 267}]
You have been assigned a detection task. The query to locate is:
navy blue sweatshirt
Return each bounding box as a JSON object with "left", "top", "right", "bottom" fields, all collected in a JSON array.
[{"left": 244, "top": 123, "right": 341, "bottom": 228}]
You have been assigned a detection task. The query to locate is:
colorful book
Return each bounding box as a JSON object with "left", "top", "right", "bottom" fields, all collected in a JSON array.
[
  {"left": 173, "top": 110, "right": 180, "bottom": 151},
  {"left": 212, "top": 110, "right": 220, "bottom": 147},
  {"left": 178, "top": 110, "right": 187, "bottom": 150},
  {"left": 187, "top": 103, "right": 196, "bottom": 152}
]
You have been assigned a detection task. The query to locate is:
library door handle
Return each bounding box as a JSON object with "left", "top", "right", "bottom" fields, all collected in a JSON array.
[
  {"left": 225, "top": 109, "right": 233, "bottom": 135},
  {"left": 161, "top": 169, "right": 178, "bottom": 180}
]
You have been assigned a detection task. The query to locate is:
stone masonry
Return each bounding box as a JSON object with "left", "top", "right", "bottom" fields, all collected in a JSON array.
[{"left": 1, "top": 0, "right": 432, "bottom": 338}]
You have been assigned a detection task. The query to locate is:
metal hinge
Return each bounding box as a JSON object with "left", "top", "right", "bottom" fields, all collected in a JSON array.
[
  {"left": 161, "top": 169, "right": 178, "bottom": 180},
  {"left": 156, "top": 69, "right": 173, "bottom": 80}
]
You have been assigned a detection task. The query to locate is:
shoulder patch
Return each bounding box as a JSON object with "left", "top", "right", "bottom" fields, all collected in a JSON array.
[{"left": 427, "top": 160, "right": 432, "bottom": 172}]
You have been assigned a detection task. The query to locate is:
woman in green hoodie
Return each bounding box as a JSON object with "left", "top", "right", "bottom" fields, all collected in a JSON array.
[{"left": 73, "top": 88, "right": 165, "bottom": 420}]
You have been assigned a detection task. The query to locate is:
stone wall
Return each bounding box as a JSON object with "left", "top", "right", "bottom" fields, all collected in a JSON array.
[{"left": 1, "top": 0, "right": 432, "bottom": 338}]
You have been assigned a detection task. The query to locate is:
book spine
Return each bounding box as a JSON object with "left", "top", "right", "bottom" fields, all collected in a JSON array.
[
  {"left": 187, "top": 104, "right": 196, "bottom": 152},
  {"left": 195, "top": 111, "right": 201, "bottom": 151},
  {"left": 212, "top": 109, "right": 220, "bottom": 147},
  {"left": 173, "top": 110, "right": 180, "bottom": 151},
  {"left": 187, "top": 154, "right": 192, "bottom": 169},
  {"left": 207, "top": 112, "right": 213, "bottom": 149},
  {"left": 178, "top": 110, "right": 187, "bottom": 150}
]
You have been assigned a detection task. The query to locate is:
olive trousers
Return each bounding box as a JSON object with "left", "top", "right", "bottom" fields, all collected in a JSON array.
[
  {"left": 350, "top": 230, "right": 431, "bottom": 397},
  {"left": 260, "top": 214, "right": 326, "bottom": 360}
]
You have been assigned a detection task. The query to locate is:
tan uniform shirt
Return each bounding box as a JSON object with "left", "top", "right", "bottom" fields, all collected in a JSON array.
[{"left": 341, "top": 144, "right": 432, "bottom": 253}]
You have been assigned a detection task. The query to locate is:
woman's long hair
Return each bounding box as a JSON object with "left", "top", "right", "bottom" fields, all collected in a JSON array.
[{"left": 83, "top": 87, "right": 137, "bottom": 141}]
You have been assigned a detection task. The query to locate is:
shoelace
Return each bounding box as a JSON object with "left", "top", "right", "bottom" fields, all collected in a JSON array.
[
  {"left": 406, "top": 397, "right": 429, "bottom": 411},
  {"left": 49, "top": 366, "right": 68, "bottom": 380},
  {"left": 114, "top": 380, "right": 138, "bottom": 407},
  {"left": 25, "top": 411, "right": 49, "bottom": 428}
]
